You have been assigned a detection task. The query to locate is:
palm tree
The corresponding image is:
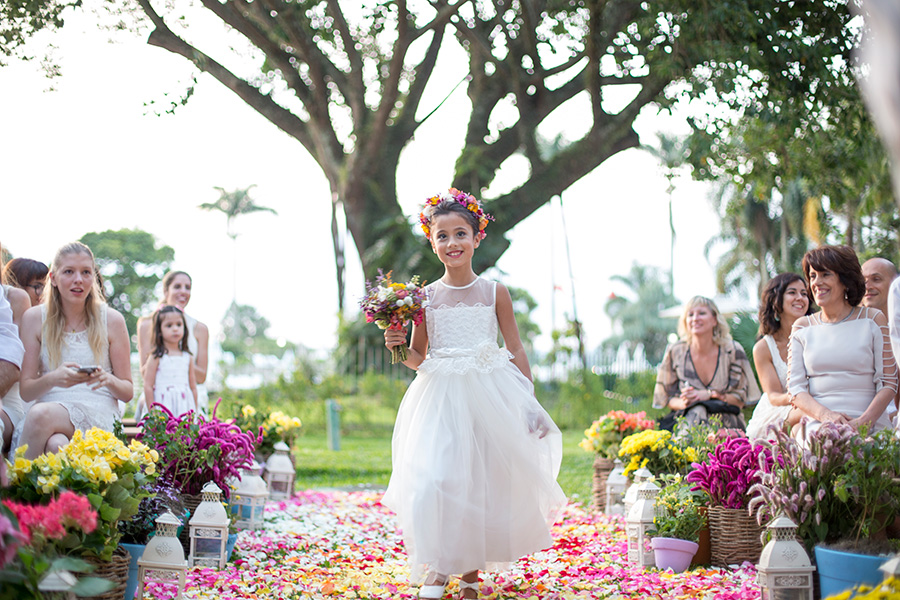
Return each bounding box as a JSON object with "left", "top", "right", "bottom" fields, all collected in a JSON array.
[
  {"left": 199, "top": 185, "right": 277, "bottom": 301},
  {"left": 604, "top": 263, "right": 679, "bottom": 365},
  {"left": 646, "top": 134, "right": 689, "bottom": 295}
]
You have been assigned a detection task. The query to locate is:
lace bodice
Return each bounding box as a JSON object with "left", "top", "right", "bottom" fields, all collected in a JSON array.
[{"left": 418, "top": 277, "right": 512, "bottom": 374}]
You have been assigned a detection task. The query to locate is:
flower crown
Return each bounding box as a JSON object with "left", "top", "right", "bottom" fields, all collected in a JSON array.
[{"left": 419, "top": 187, "right": 494, "bottom": 240}]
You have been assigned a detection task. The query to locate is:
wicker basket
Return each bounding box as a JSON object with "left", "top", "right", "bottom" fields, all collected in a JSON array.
[
  {"left": 179, "top": 492, "right": 204, "bottom": 556},
  {"left": 708, "top": 505, "right": 764, "bottom": 567},
  {"left": 80, "top": 545, "right": 131, "bottom": 600},
  {"left": 591, "top": 456, "right": 615, "bottom": 512}
]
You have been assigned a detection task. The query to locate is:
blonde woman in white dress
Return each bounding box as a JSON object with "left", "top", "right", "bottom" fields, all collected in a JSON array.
[
  {"left": 17, "top": 242, "right": 133, "bottom": 459},
  {"left": 746, "top": 273, "right": 813, "bottom": 439},
  {"left": 788, "top": 245, "right": 898, "bottom": 439}
]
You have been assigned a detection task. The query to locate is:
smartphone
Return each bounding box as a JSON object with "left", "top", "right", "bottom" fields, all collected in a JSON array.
[{"left": 76, "top": 366, "right": 100, "bottom": 374}]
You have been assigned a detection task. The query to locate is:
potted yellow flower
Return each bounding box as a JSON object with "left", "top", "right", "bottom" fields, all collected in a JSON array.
[
  {"left": 618, "top": 429, "right": 699, "bottom": 479},
  {"left": 649, "top": 474, "right": 708, "bottom": 572}
]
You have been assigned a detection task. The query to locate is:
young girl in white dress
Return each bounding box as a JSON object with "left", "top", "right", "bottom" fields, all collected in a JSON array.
[
  {"left": 143, "top": 305, "right": 197, "bottom": 417},
  {"left": 746, "top": 273, "right": 813, "bottom": 439},
  {"left": 383, "top": 189, "right": 566, "bottom": 600}
]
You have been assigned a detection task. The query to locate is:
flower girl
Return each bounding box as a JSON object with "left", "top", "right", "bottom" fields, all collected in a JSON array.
[
  {"left": 143, "top": 305, "right": 197, "bottom": 417},
  {"left": 383, "top": 189, "right": 565, "bottom": 599}
]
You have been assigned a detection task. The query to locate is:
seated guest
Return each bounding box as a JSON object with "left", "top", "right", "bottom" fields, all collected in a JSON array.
[
  {"left": 789, "top": 245, "right": 897, "bottom": 439},
  {"left": 861, "top": 257, "right": 897, "bottom": 317},
  {"left": 654, "top": 296, "right": 760, "bottom": 430},
  {"left": 3, "top": 257, "right": 49, "bottom": 307},
  {"left": 0, "top": 249, "right": 32, "bottom": 453},
  {"left": 16, "top": 242, "right": 133, "bottom": 458},
  {"left": 746, "top": 274, "right": 813, "bottom": 439}
]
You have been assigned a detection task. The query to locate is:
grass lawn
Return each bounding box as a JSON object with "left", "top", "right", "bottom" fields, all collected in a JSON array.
[{"left": 292, "top": 429, "right": 594, "bottom": 507}]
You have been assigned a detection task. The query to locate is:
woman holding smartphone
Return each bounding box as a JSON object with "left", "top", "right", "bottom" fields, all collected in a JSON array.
[{"left": 15, "top": 242, "right": 133, "bottom": 458}]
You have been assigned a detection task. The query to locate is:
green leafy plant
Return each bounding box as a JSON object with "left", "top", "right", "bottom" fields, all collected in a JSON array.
[
  {"left": 5, "top": 428, "right": 158, "bottom": 560},
  {"left": 750, "top": 422, "right": 900, "bottom": 552},
  {"left": 649, "top": 474, "right": 708, "bottom": 543}
]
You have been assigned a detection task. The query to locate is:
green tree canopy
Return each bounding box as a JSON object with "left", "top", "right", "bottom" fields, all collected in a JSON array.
[
  {"left": 5, "top": 1, "right": 866, "bottom": 300},
  {"left": 80, "top": 228, "right": 175, "bottom": 346},
  {"left": 220, "top": 301, "right": 290, "bottom": 364}
]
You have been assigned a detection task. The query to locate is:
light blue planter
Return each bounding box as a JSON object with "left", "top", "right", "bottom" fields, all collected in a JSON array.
[
  {"left": 120, "top": 542, "right": 147, "bottom": 600},
  {"left": 226, "top": 532, "right": 239, "bottom": 562},
  {"left": 815, "top": 545, "right": 887, "bottom": 598}
]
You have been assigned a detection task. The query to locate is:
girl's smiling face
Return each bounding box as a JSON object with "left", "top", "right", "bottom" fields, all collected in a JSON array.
[{"left": 429, "top": 212, "right": 480, "bottom": 267}]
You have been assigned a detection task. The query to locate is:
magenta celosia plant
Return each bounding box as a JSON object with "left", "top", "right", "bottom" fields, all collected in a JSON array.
[
  {"left": 138, "top": 399, "right": 261, "bottom": 499},
  {"left": 686, "top": 435, "right": 773, "bottom": 509}
]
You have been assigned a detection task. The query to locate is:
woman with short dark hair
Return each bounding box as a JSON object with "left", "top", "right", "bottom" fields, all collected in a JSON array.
[{"left": 788, "top": 244, "right": 897, "bottom": 438}]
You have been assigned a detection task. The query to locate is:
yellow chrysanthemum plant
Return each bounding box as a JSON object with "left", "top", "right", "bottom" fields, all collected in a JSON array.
[
  {"left": 232, "top": 404, "right": 302, "bottom": 458},
  {"left": 6, "top": 428, "right": 158, "bottom": 560},
  {"left": 617, "top": 429, "right": 700, "bottom": 479}
]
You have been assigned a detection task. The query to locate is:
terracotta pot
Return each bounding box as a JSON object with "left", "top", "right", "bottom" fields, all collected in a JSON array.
[{"left": 691, "top": 507, "right": 711, "bottom": 566}]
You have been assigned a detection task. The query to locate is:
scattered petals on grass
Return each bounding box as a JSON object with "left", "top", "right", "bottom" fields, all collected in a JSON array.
[{"left": 161, "top": 491, "right": 758, "bottom": 600}]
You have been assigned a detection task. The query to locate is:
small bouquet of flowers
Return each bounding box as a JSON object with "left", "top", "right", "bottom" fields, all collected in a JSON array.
[
  {"left": 686, "top": 434, "right": 773, "bottom": 510},
  {"left": 360, "top": 270, "right": 428, "bottom": 364},
  {"left": 579, "top": 410, "right": 656, "bottom": 459}
]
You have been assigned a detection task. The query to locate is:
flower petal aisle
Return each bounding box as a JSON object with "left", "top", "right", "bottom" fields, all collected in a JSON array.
[{"left": 178, "top": 491, "right": 759, "bottom": 600}]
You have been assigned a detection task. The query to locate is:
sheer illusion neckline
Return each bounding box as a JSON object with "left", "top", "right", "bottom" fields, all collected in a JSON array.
[{"left": 440, "top": 277, "right": 479, "bottom": 290}]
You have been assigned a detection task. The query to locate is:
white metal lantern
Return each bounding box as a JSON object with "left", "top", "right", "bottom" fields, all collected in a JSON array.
[
  {"left": 605, "top": 459, "right": 628, "bottom": 515},
  {"left": 756, "top": 516, "right": 815, "bottom": 600},
  {"left": 188, "top": 482, "right": 230, "bottom": 569},
  {"left": 623, "top": 467, "right": 653, "bottom": 515},
  {"left": 39, "top": 569, "right": 78, "bottom": 599},
  {"left": 625, "top": 480, "right": 660, "bottom": 568},
  {"left": 231, "top": 460, "right": 269, "bottom": 530},
  {"left": 264, "top": 441, "right": 295, "bottom": 501},
  {"left": 137, "top": 512, "right": 187, "bottom": 600}
]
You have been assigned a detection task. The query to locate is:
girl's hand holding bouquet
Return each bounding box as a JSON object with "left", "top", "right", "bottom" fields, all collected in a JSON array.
[{"left": 361, "top": 270, "right": 427, "bottom": 364}]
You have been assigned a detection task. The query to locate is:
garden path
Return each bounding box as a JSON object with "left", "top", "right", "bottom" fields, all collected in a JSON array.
[{"left": 177, "top": 490, "right": 759, "bottom": 599}]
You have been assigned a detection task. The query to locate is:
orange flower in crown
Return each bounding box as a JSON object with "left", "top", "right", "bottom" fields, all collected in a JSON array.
[{"left": 419, "top": 187, "right": 494, "bottom": 240}]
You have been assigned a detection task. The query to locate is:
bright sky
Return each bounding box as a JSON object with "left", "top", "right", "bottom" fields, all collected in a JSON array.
[{"left": 0, "top": 8, "right": 727, "bottom": 368}]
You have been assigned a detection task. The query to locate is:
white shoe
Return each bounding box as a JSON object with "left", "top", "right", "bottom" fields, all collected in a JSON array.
[
  {"left": 458, "top": 579, "right": 478, "bottom": 599},
  {"left": 418, "top": 574, "right": 448, "bottom": 599}
]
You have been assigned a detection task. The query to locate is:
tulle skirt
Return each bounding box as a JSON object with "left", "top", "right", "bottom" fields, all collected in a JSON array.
[{"left": 382, "top": 361, "right": 566, "bottom": 582}]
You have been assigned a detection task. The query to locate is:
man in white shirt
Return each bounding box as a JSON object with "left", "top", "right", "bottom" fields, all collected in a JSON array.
[{"left": 0, "top": 289, "right": 24, "bottom": 485}]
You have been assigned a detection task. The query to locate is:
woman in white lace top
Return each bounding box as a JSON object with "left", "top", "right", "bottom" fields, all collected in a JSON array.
[
  {"left": 746, "top": 273, "right": 813, "bottom": 439},
  {"left": 788, "top": 245, "right": 898, "bottom": 438},
  {"left": 16, "top": 242, "right": 133, "bottom": 458}
]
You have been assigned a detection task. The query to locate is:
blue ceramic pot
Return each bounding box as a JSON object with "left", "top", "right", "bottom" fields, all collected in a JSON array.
[
  {"left": 119, "top": 542, "right": 147, "bottom": 600},
  {"left": 226, "top": 532, "right": 239, "bottom": 562},
  {"left": 815, "top": 545, "right": 887, "bottom": 598}
]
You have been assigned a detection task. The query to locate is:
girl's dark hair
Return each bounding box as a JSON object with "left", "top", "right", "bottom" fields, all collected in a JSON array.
[
  {"left": 758, "top": 273, "right": 814, "bottom": 336},
  {"left": 2, "top": 257, "right": 49, "bottom": 288},
  {"left": 802, "top": 244, "right": 866, "bottom": 306},
  {"left": 423, "top": 200, "right": 480, "bottom": 238},
  {"left": 152, "top": 304, "right": 191, "bottom": 358}
]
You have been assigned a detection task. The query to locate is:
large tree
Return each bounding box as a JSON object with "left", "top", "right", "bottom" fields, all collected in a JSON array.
[
  {"left": 5, "top": 1, "right": 863, "bottom": 295},
  {"left": 80, "top": 228, "right": 175, "bottom": 346}
]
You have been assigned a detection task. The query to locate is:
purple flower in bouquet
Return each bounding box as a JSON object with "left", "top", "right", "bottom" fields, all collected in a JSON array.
[
  {"left": 360, "top": 270, "right": 428, "bottom": 364},
  {"left": 138, "top": 399, "right": 261, "bottom": 498},
  {"left": 686, "top": 436, "right": 773, "bottom": 509}
]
